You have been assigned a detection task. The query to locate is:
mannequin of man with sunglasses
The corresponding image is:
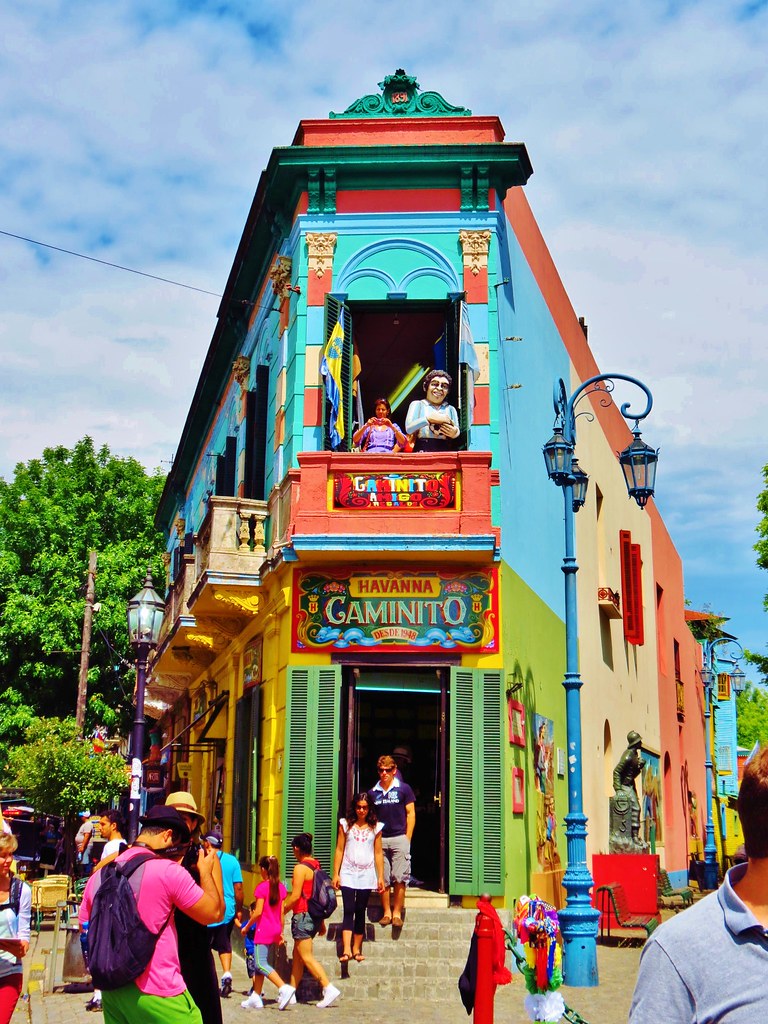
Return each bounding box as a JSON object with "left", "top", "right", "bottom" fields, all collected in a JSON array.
[
  {"left": 405, "top": 370, "right": 460, "bottom": 452},
  {"left": 368, "top": 755, "right": 416, "bottom": 928}
]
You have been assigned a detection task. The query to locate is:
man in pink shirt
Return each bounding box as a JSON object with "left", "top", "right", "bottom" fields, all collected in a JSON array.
[{"left": 81, "top": 805, "right": 224, "bottom": 1024}]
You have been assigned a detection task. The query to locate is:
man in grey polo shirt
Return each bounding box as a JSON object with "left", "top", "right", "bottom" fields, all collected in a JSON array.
[{"left": 629, "top": 745, "right": 768, "bottom": 1022}]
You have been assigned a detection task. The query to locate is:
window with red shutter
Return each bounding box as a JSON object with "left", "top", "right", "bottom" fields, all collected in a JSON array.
[{"left": 619, "top": 529, "right": 644, "bottom": 645}]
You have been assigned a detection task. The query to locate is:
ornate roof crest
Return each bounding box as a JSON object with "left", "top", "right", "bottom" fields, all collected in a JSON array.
[{"left": 330, "top": 69, "right": 471, "bottom": 119}]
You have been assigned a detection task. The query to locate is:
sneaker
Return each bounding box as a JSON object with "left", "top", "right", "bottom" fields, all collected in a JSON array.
[
  {"left": 277, "top": 984, "right": 296, "bottom": 1011},
  {"left": 85, "top": 999, "right": 102, "bottom": 1012},
  {"left": 220, "top": 976, "right": 233, "bottom": 999},
  {"left": 316, "top": 984, "right": 341, "bottom": 1009},
  {"left": 241, "top": 993, "right": 264, "bottom": 1010}
]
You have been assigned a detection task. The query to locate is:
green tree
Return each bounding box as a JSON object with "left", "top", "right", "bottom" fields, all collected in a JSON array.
[
  {"left": 736, "top": 682, "right": 768, "bottom": 750},
  {"left": 0, "top": 437, "right": 166, "bottom": 728},
  {"left": 0, "top": 688, "right": 37, "bottom": 771},
  {"left": 7, "top": 717, "right": 128, "bottom": 872}
]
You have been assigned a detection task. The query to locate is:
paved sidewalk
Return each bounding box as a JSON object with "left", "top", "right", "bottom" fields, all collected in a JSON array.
[{"left": 20, "top": 924, "right": 642, "bottom": 1024}]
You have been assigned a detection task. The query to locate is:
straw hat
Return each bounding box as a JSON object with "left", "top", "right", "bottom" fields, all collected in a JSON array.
[{"left": 165, "top": 791, "right": 205, "bottom": 824}]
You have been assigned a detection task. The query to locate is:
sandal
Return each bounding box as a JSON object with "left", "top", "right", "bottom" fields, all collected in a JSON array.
[
  {"left": 379, "top": 915, "right": 392, "bottom": 926},
  {"left": 352, "top": 953, "right": 365, "bottom": 962},
  {"left": 339, "top": 953, "right": 351, "bottom": 963}
]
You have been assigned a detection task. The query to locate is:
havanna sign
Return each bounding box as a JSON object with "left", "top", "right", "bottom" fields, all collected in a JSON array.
[
  {"left": 333, "top": 470, "right": 456, "bottom": 510},
  {"left": 292, "top": 568, "right": 497, "bottom": 652}
]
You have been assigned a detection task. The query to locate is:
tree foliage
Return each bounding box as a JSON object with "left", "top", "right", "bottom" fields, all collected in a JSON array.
[
  {"left": 736, "top": 682, "right": 768, "bottom": 750},
  {"left": 756, "top": 461, "right": 768, "bottom": 607},
  {"left": 6, "top": 716, "right": 129, "bottom": 871},
  {"left": 0, "top": 437, "right": 166, "bottom": 727}
]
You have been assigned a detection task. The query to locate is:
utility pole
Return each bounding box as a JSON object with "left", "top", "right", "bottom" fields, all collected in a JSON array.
[{"left": 75, "top": 550, "right": 98, "bottom": 735}]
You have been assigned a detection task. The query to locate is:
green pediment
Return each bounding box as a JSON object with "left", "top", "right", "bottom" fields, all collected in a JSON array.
[{"left": 330, "top": 69, "right": 471, "bottom": 119}]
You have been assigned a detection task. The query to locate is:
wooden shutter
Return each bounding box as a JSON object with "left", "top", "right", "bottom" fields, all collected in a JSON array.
[
  {"left": 282, "top": 665, "right": 341, "bottom": 874},
  {"left": 244, "top": 365, "right": 269, "bottom": 500},
  {"left": 449, "top": 668, "right": 504, "bottom": 894},
  {"left": 322, "top": 298, "right": 353, "bottom": 451},
  {"left": 620, "top": 530, "right": 644, "bottom": 645},
  {"left": 630, "top": 542, "right": 644, "bottom": 645},
  {"left": 246, "top": 687, "right": 261, "bottom": 862},
  {"left": 215, "top": 436, "right": 237, "bottom": 496},
  {"left": 232, "top": 693, "right": 250, "bottom": 860}
]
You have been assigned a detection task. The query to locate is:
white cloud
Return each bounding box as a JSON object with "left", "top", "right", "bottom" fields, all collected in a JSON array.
[{"left": 0, "top": 0, "right": 766, "bottom": 649}]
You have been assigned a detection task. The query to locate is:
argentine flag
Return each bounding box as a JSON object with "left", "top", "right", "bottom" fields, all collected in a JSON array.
[{"left": 321, "top": 312, "right": 345, "bottom": 448}]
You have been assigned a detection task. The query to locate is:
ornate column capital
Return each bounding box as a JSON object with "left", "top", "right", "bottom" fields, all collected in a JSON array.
[
  {"left": 305, "top": 232, "right": 337, "bottom": 278},
  {"left": 269, "top": 256, "right": 294, "bottom": 298},
  {"left": 232, "top": 355, "right": 251, "bottom": 390},
  {"left": 459, "top": 229, "right": 491, "bottom": 276}
]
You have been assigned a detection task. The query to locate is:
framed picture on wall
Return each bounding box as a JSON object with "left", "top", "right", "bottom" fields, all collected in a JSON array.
[
  {"left": 243, "top": 637, "right": 263, "bottom": 689},
  {"left": 512, "top": 767, "right": 525, "bottom": 813},
  {"left": 508, "top": 699, "right": 525, "bottom": 746}
]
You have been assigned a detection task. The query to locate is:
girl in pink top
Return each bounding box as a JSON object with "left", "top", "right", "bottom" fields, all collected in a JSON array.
[{"left": 240, "top": 856, "right": 292, "bottom": 1010}]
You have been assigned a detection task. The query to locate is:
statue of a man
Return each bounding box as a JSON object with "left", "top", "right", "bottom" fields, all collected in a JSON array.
[{"left": 613, "top": 731, "right": 646, "bottom": 842}]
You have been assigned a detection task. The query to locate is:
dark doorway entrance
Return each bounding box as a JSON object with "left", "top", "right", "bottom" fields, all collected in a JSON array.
[{"left": 341, "top": 667, "right": 447, "bottom": 892}]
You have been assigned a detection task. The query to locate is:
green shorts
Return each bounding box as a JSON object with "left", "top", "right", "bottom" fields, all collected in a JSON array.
[{"left": 102, "top": 984, "right": 202, "bottom": 1024}]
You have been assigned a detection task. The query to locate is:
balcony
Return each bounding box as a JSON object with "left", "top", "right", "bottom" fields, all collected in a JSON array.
[
  {"left": 282, "top": 451, "right": 500, "bottom": 563},
  {"left": 150, "top": 496, "right": 267, "bottom": 691},
  {"left": 676, "top": 678, "right": 685, "bottom": 721},
  {"left": 597, "top": 587, "right": 621, "bottom": 618}
]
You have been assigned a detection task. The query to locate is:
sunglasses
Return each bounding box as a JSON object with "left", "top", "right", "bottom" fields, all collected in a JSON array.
[
  {"left": 356, "top": 804, "right": 369, "bottom": 810},
  {"left": 378, "top": 767, "right": 394, "bottom": 774}
]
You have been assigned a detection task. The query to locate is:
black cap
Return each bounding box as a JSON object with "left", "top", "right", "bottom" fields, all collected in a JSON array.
[{"left": 139, "top": 805, "right": 191, "bottom": 842}]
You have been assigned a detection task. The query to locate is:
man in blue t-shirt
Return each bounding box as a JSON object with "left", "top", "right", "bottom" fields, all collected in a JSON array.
[
  {"left": 368, "top": 754, "right": 416, "bottom": 929},
  {"left": 203, "top": 832, "right": 244, "bottom": 998}
]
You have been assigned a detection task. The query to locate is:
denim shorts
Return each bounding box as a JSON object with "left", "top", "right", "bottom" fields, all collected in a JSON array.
[{"left": 291, "top": 911, "right": 320, "bottom": 940}]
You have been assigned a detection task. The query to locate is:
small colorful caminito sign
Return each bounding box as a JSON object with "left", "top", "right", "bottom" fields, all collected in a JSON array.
[
  {"left": 292, "top": 567, "right": 497, "bottom": 652},
  {"left": 333, "top": 470, "right": 456, "bottom": 510}
]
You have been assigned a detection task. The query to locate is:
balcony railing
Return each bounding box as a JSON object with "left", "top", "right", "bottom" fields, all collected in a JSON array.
[
  {"left": 285, "top": 451, "right": 499, "bottom": 559},
  {"left": 676, "top": 678, "right": 685, "bottom": 720},
  {"left": 193, "top": 495, "right": 268, "bottom": 585}
]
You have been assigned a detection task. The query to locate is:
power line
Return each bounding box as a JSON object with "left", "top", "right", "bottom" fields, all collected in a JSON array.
[{"left": 0, "top": 227, "right": 222, "bottom": 297}]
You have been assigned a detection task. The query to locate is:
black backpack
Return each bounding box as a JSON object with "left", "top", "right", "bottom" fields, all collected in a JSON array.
[
  {"left": 87, "top": 850, "right": 171, "bottom": 990},
  {"left": 306, "top": 864, "right": 337, "bottom": 921},
  {"left": 0, "top": 875, "right": 24, "bottom": 918}
]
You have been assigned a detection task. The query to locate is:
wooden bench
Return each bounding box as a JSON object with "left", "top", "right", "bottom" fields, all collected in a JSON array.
[
  {"left": 657, "top": 868, "right": 693, "bottom": 910},
  {"left": 596, "top": 883, "right": 659, "bottom": 943}
]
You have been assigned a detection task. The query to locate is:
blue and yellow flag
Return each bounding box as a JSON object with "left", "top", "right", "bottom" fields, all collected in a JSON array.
[{"left": 320, "top": 312, "right": 345, "bottom": 448}]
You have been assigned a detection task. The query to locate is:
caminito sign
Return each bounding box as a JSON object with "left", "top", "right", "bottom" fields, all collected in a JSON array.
[
  {"left": 292, "top": 568, "right": 498, "bottom": 652},
  {"left": 333, "top": 470, "right": 456, "bottom": 509}
]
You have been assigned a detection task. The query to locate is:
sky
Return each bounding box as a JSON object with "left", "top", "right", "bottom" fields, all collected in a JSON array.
[{"left": 1, "top": 0, "right": 766, "bottom": 663}]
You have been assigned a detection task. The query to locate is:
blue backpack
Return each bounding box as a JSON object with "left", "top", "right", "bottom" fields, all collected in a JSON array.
[{"left": 87, "top": 851, "right": 172, "bottom": 990}]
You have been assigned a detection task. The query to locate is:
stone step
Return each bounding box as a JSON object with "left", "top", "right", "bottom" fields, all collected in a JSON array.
[{"left": 266, "top": 905, "right": 513, "bottom": 1003}]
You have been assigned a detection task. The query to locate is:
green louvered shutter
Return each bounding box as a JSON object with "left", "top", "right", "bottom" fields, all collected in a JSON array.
[
  {"left": 282, "top": 665, "right": 341, "bottom": 874},
  {"left": 449, "top": 668, "right": 504, "bottom": 894},
  {"left": 322, "top": 297, "right": 353, "bottom": 451}
]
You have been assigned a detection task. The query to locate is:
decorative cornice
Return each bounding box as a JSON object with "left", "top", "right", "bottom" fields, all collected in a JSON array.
[
  {"left": 459, "top": 229, "right": 491, "bottom": 276},
  {"left": 213, "top": 591, "right": 261, "bottom": 615},
  {"left": 186, "top": 633, "right": 215, "bottom": 650},
  {"left": 305, "top": 232, "right": 337, "bottom": 278},
  {"left": 331, "top": 69, "right": 471, "bottom": 119},
  {"left": 232, "top": 355, "right": 251, "bottom": 390},
  {"left": 269, "top": 256, "right": 294, "bottom": 299}
]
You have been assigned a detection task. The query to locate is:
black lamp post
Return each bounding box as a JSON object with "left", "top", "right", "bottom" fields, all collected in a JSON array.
[{"left": 126, "top": 569, "right": 165, "bottom": 842}]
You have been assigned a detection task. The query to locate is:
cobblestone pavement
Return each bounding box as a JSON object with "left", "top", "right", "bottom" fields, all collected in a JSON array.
[{"left": 19, "top": 925, "right": 642, "bottom": 1024}]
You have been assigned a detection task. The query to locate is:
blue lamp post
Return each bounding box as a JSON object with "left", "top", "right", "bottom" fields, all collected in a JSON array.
[
  {"left": 699, "top": 637, "right": 745, "bottom": 890},
  {"left": 543, "top": 374, "right": 658, "bottom": 987}
]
